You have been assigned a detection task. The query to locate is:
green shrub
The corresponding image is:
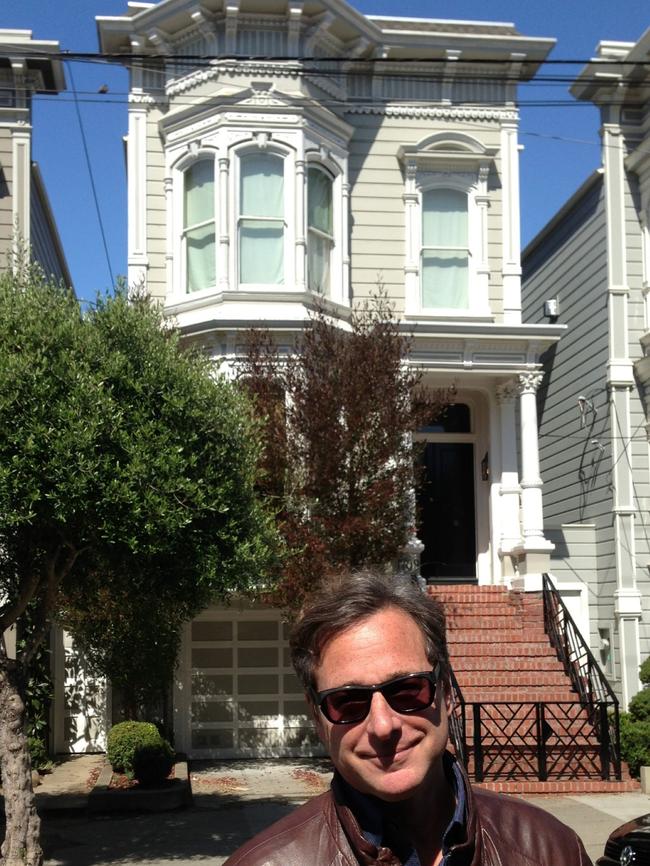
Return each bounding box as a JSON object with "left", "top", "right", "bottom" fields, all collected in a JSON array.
[
  {"left": 629, "top": 688, "right": 650, "bottom": 722},
  {"left": 619, "top": 712, "right": 650, "bottom": 777},
  {"left": 132, "top": 742, "right": 175, "bottom": 787},
  {"left": 107, "top": 721, "right": 163, "bottom": 774},
  {"left": 640, "top": 657, "right": 650, "bottom": 686},
  {"left": 27, "top": 736, "right": 49, "bottom": 773}
]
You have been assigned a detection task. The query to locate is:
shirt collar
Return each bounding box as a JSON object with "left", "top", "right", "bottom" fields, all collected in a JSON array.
[{"left": 335, "top": 752, "right": 467, "bottom": 864}]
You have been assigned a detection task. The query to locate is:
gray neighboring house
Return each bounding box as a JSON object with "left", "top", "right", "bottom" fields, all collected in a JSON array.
[
  {"left": 0, "top": 29, "right": 71, "bottom": 283},
  {"left": 522, "top": 28, "right": 650, "bottom": 708}
]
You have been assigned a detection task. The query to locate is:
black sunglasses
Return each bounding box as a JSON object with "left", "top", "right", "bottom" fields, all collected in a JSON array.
[{"left": 311, "top": 664, "right": 441, "bottom": 725}]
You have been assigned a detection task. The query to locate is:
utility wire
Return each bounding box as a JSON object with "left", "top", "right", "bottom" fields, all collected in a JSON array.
[{"left": 68, "top": 63, "right": 115, "bottom": 288}]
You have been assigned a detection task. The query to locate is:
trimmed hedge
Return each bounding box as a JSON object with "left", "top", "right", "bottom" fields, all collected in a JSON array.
[
  {"left": 619, "top": 712, "right": 650, "bottom": 777},
  {"left": 629, "top": 688, "right": 650, "bottom": 722},
  {"left": 132, "top": 742, "right": 175, "bottom": 787},
  {"left": 107, "top": 721, "right": 164, "bottom": 775}
]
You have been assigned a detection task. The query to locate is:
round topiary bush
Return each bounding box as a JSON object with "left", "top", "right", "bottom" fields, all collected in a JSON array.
[
  {"left": 640, "top": 656, "right": 650, "bottom": 686},
  {"left": 629, "top": 688, "right": 650, "bottom": 722},
  {"left": 107, "top": 721, "right": 163, "bottom": 774},
  {"left": 132, "top": 741, "right": 175, "bottom": 787}
]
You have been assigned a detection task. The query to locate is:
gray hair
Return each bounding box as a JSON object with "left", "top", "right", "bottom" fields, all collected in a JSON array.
[{"left": 289, "top": 570, "right": 449, "bottom": 691}]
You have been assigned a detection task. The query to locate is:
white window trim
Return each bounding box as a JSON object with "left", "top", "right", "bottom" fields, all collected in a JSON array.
[
  {"left": 231, "top": 141, "right": 295, "bottom": 292},
  {"left": 400, "top": 134, "right": 494, "bottom": 319},
  {"left": 165, "top": 116, "right": 350, "bottom": 307}
]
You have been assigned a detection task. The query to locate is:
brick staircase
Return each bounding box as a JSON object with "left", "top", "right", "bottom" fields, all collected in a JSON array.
[{"left": 430, "top": 584, "right": 639, "bottom": 793}]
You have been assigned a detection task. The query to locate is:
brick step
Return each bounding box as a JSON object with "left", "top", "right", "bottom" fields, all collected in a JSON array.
[
  {"left": 449, "top": 643, "right": 559, "bottom": 658},
  {"left": 431, "top": 588, "right": 510, "bottom": 600},
  {"left": 447, "top": 616, "right": 545, "bottom": 630},
  {"left": 448, "top": 629, "right": 548, "bottom": 643},
  {"left": 451, "top": 657, "right": 566, "bottom": 673},
  {"left": 456, "top": 671, "right": 571, "bottom": 687},
  {"left": 459, "top": 689, "right": 578, "bottom": 702},
  {"left": 474, "top": 778, "right": 640, "bottom": 793}
]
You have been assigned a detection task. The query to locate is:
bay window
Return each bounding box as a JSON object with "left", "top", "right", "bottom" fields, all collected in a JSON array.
[
  {"left": 421, "top": 187, "right": 469, "bottom": 309},
  {"left": 238, "top": 152, "right": 285, "bottom": 285},
  {"left": 183, "top": 159, "right": 216, "bottom": 293},
  {"left": 307, "top": 166, "right": 334, "bottom": 295}
]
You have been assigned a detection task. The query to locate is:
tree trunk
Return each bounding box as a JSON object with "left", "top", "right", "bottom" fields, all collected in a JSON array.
[{"left": 0, "top": 656, "right": 41, "bottom": 866}]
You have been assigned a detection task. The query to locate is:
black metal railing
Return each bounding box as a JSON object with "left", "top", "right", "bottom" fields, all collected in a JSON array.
[
  {"left": 448, "top": 667, "right": 467, "bottom": 766},
  {"left": 470, "top": 700, "right": 617, "bottom": 782},
  {"left": 542, "top": 573, "right": 621, "bottom": 780}
]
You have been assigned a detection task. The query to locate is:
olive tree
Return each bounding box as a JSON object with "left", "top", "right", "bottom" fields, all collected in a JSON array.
[{"left": 0, "top": 268, "right": 277, "bottom": 866}]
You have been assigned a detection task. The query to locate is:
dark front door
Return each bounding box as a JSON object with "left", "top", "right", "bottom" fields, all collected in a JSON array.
[{"left": 417, "top": 442, "right": 476, "bottom": 582}]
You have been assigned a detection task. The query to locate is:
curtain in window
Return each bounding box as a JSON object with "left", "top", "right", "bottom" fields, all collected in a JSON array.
[
  {"left": 184, "top": 160, "right": 215, "bottom": 293},
  {"left": 307, "top": 167, "right": 333, "bottom": 294},
  {"left": 239, "top": 153, "right": 284, "bottom": 284},
  {"left": 421, "top": 188, "right": 468, "bottom": 309}
]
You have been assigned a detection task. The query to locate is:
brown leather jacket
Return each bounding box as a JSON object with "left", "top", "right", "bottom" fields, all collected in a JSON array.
[{"left": 223, "top": 769, "right": 593, "bottom": 866}]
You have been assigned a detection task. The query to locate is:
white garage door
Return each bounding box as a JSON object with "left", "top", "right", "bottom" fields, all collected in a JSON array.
[{"left": 175, "top": 608, "right": 322, "bottom": 758}]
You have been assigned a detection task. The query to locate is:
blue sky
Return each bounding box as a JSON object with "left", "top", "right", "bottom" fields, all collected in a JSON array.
[{"left": 3, "top": 0, "right": 649, "bottom": 301}]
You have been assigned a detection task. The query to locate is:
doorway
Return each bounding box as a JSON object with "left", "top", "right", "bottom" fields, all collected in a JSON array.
[{"left": 415, "top": 403, "right": 477, "bottom": 583}]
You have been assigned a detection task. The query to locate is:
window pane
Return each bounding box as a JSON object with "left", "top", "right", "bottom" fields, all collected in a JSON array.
[
  {"left": 422, "top": 188, "right": 467, "bottom": 247},
  {"left": 421, "top": 251, "right": 468, "bottom": 309},
  {"left": 308, "top": 168, "right": 332, "bottom": 235},
  {"left": 185, "top": 160, "right": 214, "bottom": 227},
  {"left": 240, "top": 220, "right": 284, "bottom": 283},
  {"left": 187, "top": 223, "right": 216, "bottom": 292},
  {"left": 307, "top": 229, "right": 331, "bottom": 294},
  {"left": 241, "top": 154, "right": 283, "bottom": 218}
]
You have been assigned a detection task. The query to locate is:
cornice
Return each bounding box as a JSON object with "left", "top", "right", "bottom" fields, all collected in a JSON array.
[{"left": 345, "top": 104, "right": 519, "bottom": 122}]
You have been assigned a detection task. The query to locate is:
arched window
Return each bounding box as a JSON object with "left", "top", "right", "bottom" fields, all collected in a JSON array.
[
  {"left": 307, "top": 166, "right": 334, "bottom": 294},
  {"left": 239, "top": 152, "right": 285, "bottom": 284},
  {"left": 183, "top": 160, "right": 216, "bottom": 293},
  {"left": 421, "top": 187, "right": 469, "bottom": 309}
]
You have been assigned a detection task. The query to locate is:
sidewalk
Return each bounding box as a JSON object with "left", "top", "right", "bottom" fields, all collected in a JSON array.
[{"left": 18, "top": 757, "right": 650, "bottom": 865}]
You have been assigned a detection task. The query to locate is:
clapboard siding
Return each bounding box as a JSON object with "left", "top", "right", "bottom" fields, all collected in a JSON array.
[{"left": 0, "top": 126, "right": 13, "bottom": 264}]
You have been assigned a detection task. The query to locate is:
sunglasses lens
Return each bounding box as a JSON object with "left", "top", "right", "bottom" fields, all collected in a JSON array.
[
  {"left": 322, "top": 688, "right": 371, "bottom": 724},
  {"left": 384, "top": 675, "right": 434, "bottom": 713}
]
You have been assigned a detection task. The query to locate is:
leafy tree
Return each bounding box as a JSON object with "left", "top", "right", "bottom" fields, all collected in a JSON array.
[
  {"left": 0, "top": 267, "right": 278, "bottom": 866},
  {"left": 239, "top": 292, "right": 450, "bottom": 610}
]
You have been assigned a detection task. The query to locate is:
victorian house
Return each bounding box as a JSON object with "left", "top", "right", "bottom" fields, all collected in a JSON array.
[{"left": 92, "top": 0, "right": 562, "bottom": 757}]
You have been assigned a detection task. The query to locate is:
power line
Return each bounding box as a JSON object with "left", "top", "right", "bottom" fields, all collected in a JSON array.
[{"left": 68, "top": 64, "right": 115, "bottom": 288}]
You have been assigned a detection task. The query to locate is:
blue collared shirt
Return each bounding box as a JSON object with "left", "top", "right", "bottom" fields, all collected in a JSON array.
[{"left": 337, "top": 757, "right": 467, "bottom": 865}]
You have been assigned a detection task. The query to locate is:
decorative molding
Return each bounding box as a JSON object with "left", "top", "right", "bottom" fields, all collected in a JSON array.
[
  {"left": 128, "top": 92, "right": 158, "bottom": 105},
  {"left": 345, "top": 105, "right": 519, "bottom": 122},
  {"left": 166, "top": 61, "right": 302, "bottom": 97},
  {"left": 517, "top": 372, "right": 544, "bottom": 394},
  {"left": 496, "top": 380, "right": 519, "bottom": 404}
]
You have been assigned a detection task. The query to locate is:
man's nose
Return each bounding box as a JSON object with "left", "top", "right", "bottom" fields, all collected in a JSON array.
[{"left": 365, "top": 691, "right": 402, "bottom": 737}]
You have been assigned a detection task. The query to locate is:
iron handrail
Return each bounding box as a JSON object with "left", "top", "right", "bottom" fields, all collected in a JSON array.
[
  {"left": 542, "top": 573, "right": 621, "bottom": 779},
  {"left": 448, "top": 666, "right": 467, "bottom": 767}
]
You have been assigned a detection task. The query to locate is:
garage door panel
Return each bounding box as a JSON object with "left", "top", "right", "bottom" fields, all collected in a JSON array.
[
  {"left": 191, "top": 621, "right": 232, "bottom": 641},
  {"left": 192, "top": 647, "right": 233, "bottom": 667},
  {"left": 238, "top": 673, "right": 279, "bottom": 694},
  {"left": 192, "top": 673, "right": 233, "bottom": 697},
  {"left": 192, "top": 701, "right": 234, "bottom": 723},
  {"left": 238, "top": 647, "right": 278, "bottom": 667},
  {"left": 185, "top": 609, "right": 323, "bottom": 758},
  {"left": 238, "top": 621, "right": 279, "bottom": 641}
]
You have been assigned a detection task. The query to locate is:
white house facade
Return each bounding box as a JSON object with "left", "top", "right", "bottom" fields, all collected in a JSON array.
[{"left": 96, "top": 0, "right": 564, "bottom": 757}]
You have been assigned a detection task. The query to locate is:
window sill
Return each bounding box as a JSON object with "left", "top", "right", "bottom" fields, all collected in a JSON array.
[{"left": 404, "top": 310, "right": 495, "bottom": 324}]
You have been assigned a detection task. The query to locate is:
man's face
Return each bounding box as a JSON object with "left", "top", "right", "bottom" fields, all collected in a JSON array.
[{"left": 310, "top": 605, "right": 450, "bottom": 802}]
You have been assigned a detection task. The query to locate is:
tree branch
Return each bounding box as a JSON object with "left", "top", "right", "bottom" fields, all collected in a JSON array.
[{"left": 0, "top": 571, "right": 42, "bottom": 633}]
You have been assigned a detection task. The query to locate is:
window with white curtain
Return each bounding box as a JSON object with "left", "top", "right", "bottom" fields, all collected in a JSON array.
[
  {"left": 307, "top": 166, "right": 333, "bottom": 295},
  {"left": 239, "top": 152, "right": 285, "bottom": 285},
  {"left": 183, "top": 160, "right": 216, "bottom": 293},
  {"left": 421, "top": 187, "right": 469, "bottom": 309}
]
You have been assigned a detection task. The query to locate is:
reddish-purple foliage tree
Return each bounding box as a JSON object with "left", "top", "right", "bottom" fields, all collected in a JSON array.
[{"left": 239, "top": 293, "right": 451, "bottom": 610}]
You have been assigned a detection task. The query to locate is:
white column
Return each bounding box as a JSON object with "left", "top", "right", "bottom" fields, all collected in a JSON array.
[
  {"left": 512, "top": 372, "right": 553, "bottom": 590},
  {"left": 295, "top": 158, "right": 306, "bottom": 292},
  {"left": 218, "top": 156, "right": 230, "bottom": 291},
  {"left": 11, "top": 125, "right": 31, "bottom": 259},
  {"left": 341, "top": 180, "right": 350, "bottom": 304},
  {"left": 164, "top": 175, "right": 173, "bottom": 293},
  {"left": 500, "top": 121, "right": 522, "bottom": 324},
  {"left": 403, "top": 160, "right": 419, "bottom": 313},
  {"left": 496, "top": 381, "right": 522, "bottom": 577},
  {"left": 127, "top": 102, "right": 148, "bottom": 292},
  {"left": 474, "top": 162, "right": 491, "bottom": 315}
]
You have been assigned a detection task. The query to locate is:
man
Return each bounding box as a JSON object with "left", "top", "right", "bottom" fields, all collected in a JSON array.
[{"left": 224, "top": 571, "right": 592, "bottom": 865}]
